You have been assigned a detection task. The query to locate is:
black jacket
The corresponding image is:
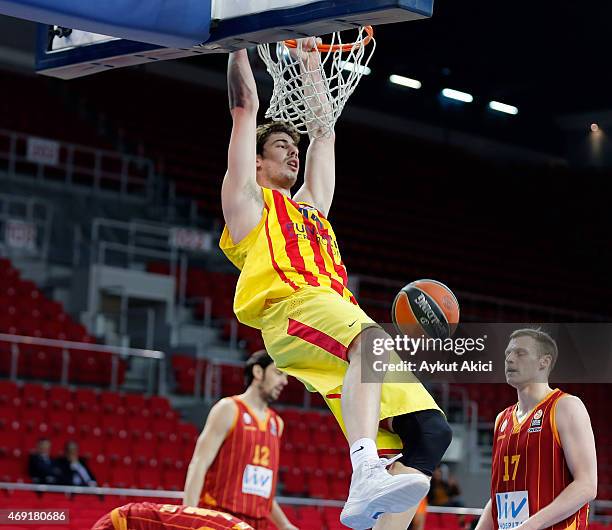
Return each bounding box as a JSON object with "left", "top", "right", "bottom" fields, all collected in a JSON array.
[
  {"left": 28, "top": 454, "right": 60, "bottom": 484},
  {"left": 54, "top": 457, "right": 97, "bottom": 486}
]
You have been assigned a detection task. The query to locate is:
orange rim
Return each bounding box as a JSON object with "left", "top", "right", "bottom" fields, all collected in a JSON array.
[{"left": 284, "top": 26, "right": 374, "bottom": 53}]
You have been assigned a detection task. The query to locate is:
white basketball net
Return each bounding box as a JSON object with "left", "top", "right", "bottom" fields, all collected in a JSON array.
[{"left": 257, "top": 27, "right": 376, "bottom": 138}]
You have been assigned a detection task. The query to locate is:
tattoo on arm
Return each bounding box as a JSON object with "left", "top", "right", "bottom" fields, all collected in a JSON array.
[{"left": 228, "top": 58, "right": 253, "bottom": 111}]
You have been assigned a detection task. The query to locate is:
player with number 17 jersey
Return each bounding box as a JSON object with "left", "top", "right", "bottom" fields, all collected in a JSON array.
[{"left": 491, "top": 388, "right": 589, "bottom": 530}]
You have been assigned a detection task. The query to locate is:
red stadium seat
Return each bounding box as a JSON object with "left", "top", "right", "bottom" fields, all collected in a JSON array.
[
  {"left": 105, "top": 438, "right": 132, "bottom": 464},
  {"left": 134, "top": 440, "right": 157, "bottom": 466},
  {"left": 288, "top": 422, "right": 310, "bottom": 448},
  {"left": 311, "top": 425, "right": 334, "bottom": 448},
  {"left": 0, "top": 380, "right": 20, "bottom": 405},
  {"left": 21, "top": 407, "right": 47, "bottom": 430},
  {"left": 177, "top": 422, "right": 199, "bottom": 444},
  {"left": 89, "top": 456, "right": 110, "bottom": 486},
  {"left": 322, "top": 506, "right": 342, "bottom": 525},
  {"left": 149, "top": 395, "right": 171, "bottom": 416},
  {"left": 307, "top": 469, "right": 330, "bottom": 498},
  {"left": 329, "top": 471, "right": 350, "bottom": 500},
  {"left": 299, "top": 446, "right": 320, "bottom": 471},
  {"left": 47, "top": 386, "right": 72, "bottom": 409},
  {"left": 440, "top": 514, "right": 461, "bottom": 528},
  {"left": 79, "top": 437, "right": 104, "bottom": 460},
  {"left": 124, "top": 393, "right": 146, "bottom": 413},
  {"left": 163, "top": 469, "right": 186, "bottom": 490},
  {"left": 282, "top": 468, "right": 305, "bottom": 496},
  {"left": 320, "top": 447, "right": 343, "bottom": 471},
  {"left": 47, "top": 409, "right": 73, "bottom": 432},
  {"left": 100, "top": 390, "right": 123, "bottom": 413},
  {"left": 181, "top": 440, "right": 194, "bottom": 461},
  {"left": 128, "top": 415, "right": 151, "bottom": 437},
  {"left": 76, "top": 411, "right": 100, "bottom": 435},
  {"left": 137, "top": 466, "right": 162, "bottom": 489},
  {"left": 0, "top": 430, "right": 23, "bottom": 457},
  {"left": 0, "top": 404, "right": 19, "bottom": 428},
  {"left": 101, "top": 414, "right": 127, "bottom": 436},
  {"left": 22, "top": 383, "right": 47, "bottom": 406},
  {"left": 0, "top": 456, "right": 25, "bottom": 481},
  {"left": 279, "top": 443, "right": 296, "bottom": 470},
  {"left": 74, "top": 354, "right": 107, "bottom": 385},
  {"left": 157, "top": 443, "right": 184, "bottom": 467},
  {"left": 151, "top": 417, "right": 177, "bottom": 438},
  {"left": 297, "top": 506, "right": 323, "bottom": 526},
  {"left": 74, "top": 388, "right": 99, "bottom": 411},
  {"left": 280, "top": 409, "right": 302, "bottom": 425},
  {"left": 109, "top": 467, "right": 137, "bottom": 488}
]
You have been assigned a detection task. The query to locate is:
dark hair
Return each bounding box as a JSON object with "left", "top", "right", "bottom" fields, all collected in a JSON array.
[
  {"left": 244, "top": 349, "right": 274, "bottom": 388},
  {"left": 256, "top": 121, "right": 300, "bottom": 155}
]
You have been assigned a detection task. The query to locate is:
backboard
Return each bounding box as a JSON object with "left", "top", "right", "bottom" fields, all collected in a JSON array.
[{"left": 30, "top": 0, "right": 434, "bottom": 79}]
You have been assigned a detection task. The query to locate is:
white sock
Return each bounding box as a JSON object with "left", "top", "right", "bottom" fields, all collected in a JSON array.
[{"left": 349, "top": 438, "right": 378, "bottom": 471}]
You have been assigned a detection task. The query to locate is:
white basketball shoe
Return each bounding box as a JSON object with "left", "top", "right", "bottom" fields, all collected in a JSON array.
[{"left": 340, "top": 455, "right": 430, "bottom": 530}]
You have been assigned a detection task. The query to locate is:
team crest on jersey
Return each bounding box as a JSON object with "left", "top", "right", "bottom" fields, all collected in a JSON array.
[
  {"left": 527, "top": 409, "right": 543, "bottom": 432},
  {"left": 243, "top": 412, "right": 252, "bottom": 425},
  {"left": 270, "top": 417, "right": 277, "bottom": 436}
]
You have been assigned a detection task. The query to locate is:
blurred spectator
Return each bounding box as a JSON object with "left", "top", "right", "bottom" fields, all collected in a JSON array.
[
  {"left": 55, "top": 441, "right": 97, "bottom": 487},
  {"left": 28, "top": 438, "right": 60, "bottom": 484},
  {"left": 428, "top": 465, "right": 464, "bottom": 507}
]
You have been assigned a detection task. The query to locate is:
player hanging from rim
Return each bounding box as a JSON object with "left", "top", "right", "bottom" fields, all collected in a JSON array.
[
  {"left": 183, "top": 350, "right": 296, "bottom": 530},
  {"left": 474, "top": 328, "right": 597, "bottom": 530},
  {"left": 91, "top": 502, "right": 255, "bottom": 530},
  {"left": 219, "top": 39, "right": 452, "bottom": 530}
]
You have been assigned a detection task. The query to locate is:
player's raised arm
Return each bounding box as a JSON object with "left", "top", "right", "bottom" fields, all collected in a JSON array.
[
  {"left": 222, "top": 49, "right": 264, "bottom": 244},
  {"left": 291, "top": 38, "right": 336, "bottom": 217},
  {"left": 522, "top": 396, "right": 597, "bottom": 530},
  {"left": 183, "top": 398, "right": 238, "bottom": 507}
]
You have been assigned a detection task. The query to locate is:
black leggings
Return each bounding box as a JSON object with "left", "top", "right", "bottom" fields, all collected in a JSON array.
[{"left": 391, "top": 409, "right": 452, "bottom": 476}]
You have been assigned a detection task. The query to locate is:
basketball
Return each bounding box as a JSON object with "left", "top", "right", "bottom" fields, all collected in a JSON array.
[{"left": 391, "top": 279, "right": 460, "bottom": 339}]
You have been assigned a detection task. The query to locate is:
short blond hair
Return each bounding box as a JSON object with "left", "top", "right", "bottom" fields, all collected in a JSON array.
[{"left": 509, "top": 327, "right": 558, "bottom": 374}]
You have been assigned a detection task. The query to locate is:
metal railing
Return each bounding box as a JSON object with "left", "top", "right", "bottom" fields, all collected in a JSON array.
[
  {"left": 0, "top": 482, "right": 487, "bottom": 513},
  {"left": 0, "top": 129, "right": 155, "bottom": 200},
  {"left": 0, "top": 332, "right": 166, "bottom": 394},
  {"left": 2, "top": 483, "right": 611, "bottom": 521}
]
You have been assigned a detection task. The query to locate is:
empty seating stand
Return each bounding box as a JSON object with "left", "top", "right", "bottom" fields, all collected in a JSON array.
[
  {"left": 0, "top": 382, "right": 198, "bottom": 491},
  {"left": 0, "top": 258, "right": 126, "bottom": 386}
]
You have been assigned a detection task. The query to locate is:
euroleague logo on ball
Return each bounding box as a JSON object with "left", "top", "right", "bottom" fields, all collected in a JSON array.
[
  {"left": 413, "top": 292, "right": 444, "bottom": 331},
  {"left": 392, "top": 279, "right": 460, "bottom": 339}
]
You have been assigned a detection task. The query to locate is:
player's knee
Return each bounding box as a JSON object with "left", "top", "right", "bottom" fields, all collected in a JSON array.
[
  {"left": 392, "top": 409, "right": 452, "bottom": 476},
  {"left": 348, "top": 326, "right": 392, "bottom": 363}
]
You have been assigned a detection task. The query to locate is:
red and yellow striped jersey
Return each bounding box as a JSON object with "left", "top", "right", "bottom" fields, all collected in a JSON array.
[
  {"left": 491, "top": 389, "right": 589, "bottom": 530},
  {"left": 93, "top": 502, "right": 253, "bottom": 530},
  {"left": 200, "top": 397, "right": 282, "bottom": 520},
  {"left": 220, "top": 187, "right": 356, "bottom": 329}
]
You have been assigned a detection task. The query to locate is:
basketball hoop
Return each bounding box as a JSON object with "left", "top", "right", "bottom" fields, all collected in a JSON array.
[{"left": 257, "top": 26, "right": 376, "bottom": 138}]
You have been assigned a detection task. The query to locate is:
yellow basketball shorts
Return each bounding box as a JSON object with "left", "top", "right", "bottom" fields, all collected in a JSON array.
[{"left": 260, "top": 286, "right": 441, "bottom": 452}]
